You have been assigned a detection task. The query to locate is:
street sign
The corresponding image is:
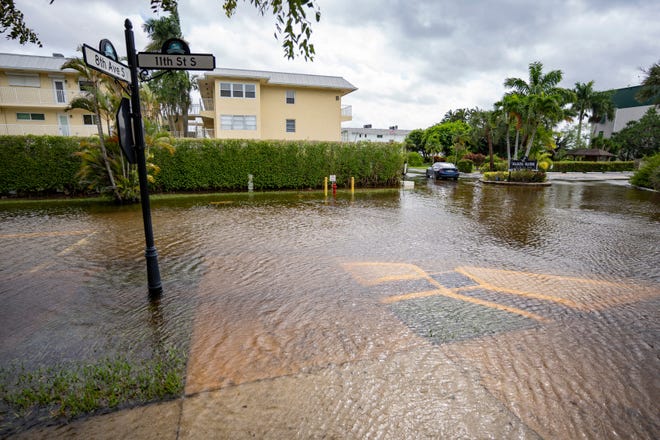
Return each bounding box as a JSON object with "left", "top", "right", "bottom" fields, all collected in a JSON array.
[
  {"left": 116, "top": 98, "right": 136, "bottom": 164},
  {"left": 509, "top": 159, "right": 538, "bottom": 171},
  {"left": 82, "top": 44, "right": 131, "bottom": 83},
  {"left": 137, "top": 52, "right": 215, "bottom": 71}
]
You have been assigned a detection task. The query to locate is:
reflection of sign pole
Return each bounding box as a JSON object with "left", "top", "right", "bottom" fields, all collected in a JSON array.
[{"left": 124, "top": 19, "right": 162, "bottom": 296}]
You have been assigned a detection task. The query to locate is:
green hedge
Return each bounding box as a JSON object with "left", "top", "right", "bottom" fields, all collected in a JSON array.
[
  {"left": 0, "top": 136, "right": 405, "bottom": 196},
  {"left": 151, "top": 139, "right": 404, "bottom": 192},
  {"left": 550, "top": 161, "right": 634, "bottom": 172},
  {"left": 0, "top": 135, "right": 84, "bottom": 195}
]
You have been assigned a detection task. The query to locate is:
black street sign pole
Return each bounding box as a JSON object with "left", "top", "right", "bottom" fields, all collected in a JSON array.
[{"left": 124, "top": 19, "right": 162, "bottom": 297}]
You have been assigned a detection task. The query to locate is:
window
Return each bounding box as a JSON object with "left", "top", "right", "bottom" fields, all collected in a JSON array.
[
  {"left": 220, "top": 83, "right": 231, "bottom": 97},
  {"left": 221, "top": 115, "right": 257, "bottom": 130},
  {"left": 17, "top": 112, "right": 45, "bottom": 121},
  {"left": 377, "top": 134, "right": 383, "bottom": 138},
  {"left": 7, "top": 73, "right": 40, "bottom": 87},
  {"left": 286, "top": 90, "right": 295, "bottom": 104},
  {"left": 53, "top": 80, "right": 66, "bottom": 104},
  {"left": 286, "top": 119, "right": 296, "bottom": 133},
  {"left": 83, "top": 114, "right": 98, "bottom": 125},
  {"left": 220, "top": 82, "right": 256, "bottom": 98}
]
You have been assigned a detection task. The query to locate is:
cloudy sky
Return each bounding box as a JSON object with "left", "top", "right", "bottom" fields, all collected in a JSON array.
[{"left": 2, "top": 0, "right": 658, "bottom": 129}]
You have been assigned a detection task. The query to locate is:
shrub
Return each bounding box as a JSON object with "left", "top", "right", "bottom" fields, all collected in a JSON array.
[
  {"left": 456, "top": 159, "right": 474, "bottom": 173},
  {"left": 551, "top": 161, "right": 634, "bottom": 172},
  {"left": 482, "top": 170, "right": 547, "bottom": 182},
  {"left": 0, "top": 135, "right": 84, "bottom": 196},
  {"left": 462, "top": 153, "right": 486, "bottom": 167},
  {"left": 406, "top": 151, "right": 424, "bottom": 167},
  {"left": 630, "top": 153, "right": 660, "bottom": 190},
  {"left": 479, "top": 160, "right": 508, "bottom": 173},
  {"left": 1, "top": 136, "right": 406, "bottom": 196}
]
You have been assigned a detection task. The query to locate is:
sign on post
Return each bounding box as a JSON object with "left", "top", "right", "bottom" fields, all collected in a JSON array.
[
  {"left": 82, "top": 44, "right": 131, "bottom": 83},
  {"left": 137, "top": 53, "right": 215, "bottom": 70},
  {"left": 509, "top": 159, "right": 538, "bottom": 171},
  {"left": 116, "top": 98, "right": 136, "bottom": 164}
]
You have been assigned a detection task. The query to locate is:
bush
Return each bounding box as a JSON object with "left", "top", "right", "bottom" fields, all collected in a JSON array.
[
  {"left": 149, "top": 139, "right": 405, "bottom": 191},
  {"left": 462, "top": 153, "right": 486, "bottom": 167},
  {"left": 1, "top": 136, "right": 405, "bottom": 197},
  {"left": 551, "top": 161, "right": 634, "bottom": 172},
  {"left": 0, "top": 135, "right": 84, "bottom": 196},
  {"left": 479, "top": 160, "right": 508, "bottom": 173},
  {"left": 456, "top": 159, "right": 474, "bottom": 173},
  {"left": 482, "top": 170, "right": 547, "bottom": 182},
  {"left": 630, "top": 153, "right": 660, "bottom": 190},
  {"left": 406, "top": 151, "right": 424, "bottom": 167}
]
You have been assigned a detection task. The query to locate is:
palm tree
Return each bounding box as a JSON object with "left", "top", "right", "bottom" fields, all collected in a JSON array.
[
  {"left": 496, "top": 93, "right": 525, "bottom": 162},
  {"left": 572, "top": 81, "right": 616, "bottom": 148},
  {"left": 142, "top": 7, "right": 193, "bottom": 137},
  {"left": 504, "top": 61, "right": 575, "bottom": 157},
  {"left": 572, "top": 81, "right": 596, "bottom": 148},
  {"left": 61, "top": 57, "right": 123, "bottom": 201},
  {"left": 636, "top": 61, "right": 660, "bottom": 105}
]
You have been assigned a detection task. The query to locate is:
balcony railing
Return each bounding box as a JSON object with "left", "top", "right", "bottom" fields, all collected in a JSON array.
[
  {"left": 1, "top": 124, "right": 98, "bottom": 137},
  {"left": 341, "top": 105, "right": 352, "bottom": 121},
  {"left": 0, "top": 87, "right": 87, "bottom": 107}
]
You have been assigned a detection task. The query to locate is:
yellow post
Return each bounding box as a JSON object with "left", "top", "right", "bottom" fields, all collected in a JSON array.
[
  {"left": 351, "top": 176, "right": 355, "bottom": 194},
  {"left": 324, "top": 176, "right": 328, "bottom": 197}
]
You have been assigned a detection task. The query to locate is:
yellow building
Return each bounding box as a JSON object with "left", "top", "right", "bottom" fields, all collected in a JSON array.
[
  {"left": 0, "top": 53, "right": 98, "bottom": 137},
  {"left": 1, "top": 54, "right": 357, "bottom": 142},
  {"left": 194, "top": 68, "right": 356, "bottom": 141}
]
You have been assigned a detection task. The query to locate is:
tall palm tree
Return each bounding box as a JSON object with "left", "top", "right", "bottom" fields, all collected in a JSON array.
[
  {"left": 496, "top": 93, "right": 526, "bottom": 161},
  {"left": 504, "top": 61, "right": 575, "bottom": 157},
  {"left": 142, "top": 7, "right": 192, "bottom": 137},
  {"left": 572, "top": 81, "right": 597, "bottom": 148},
  {"left": 572, "top": 81, "right": 616, "bottom": 148},
  {"left": 61, "top": 57, "right": 123, "bottom": 201}
]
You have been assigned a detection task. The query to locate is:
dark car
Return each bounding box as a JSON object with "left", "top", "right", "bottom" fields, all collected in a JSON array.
[{"left": 426, "top": 162, "right": 459, "bottom": 180}]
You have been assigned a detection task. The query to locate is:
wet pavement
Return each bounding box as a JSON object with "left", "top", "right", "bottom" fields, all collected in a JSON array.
[{"left": 2, "top": 173, "right": 659, "bottom": 439}]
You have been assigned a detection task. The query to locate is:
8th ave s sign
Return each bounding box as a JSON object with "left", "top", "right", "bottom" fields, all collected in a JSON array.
[{"left": 82, "top": 44, "right": 131, "bottom": 83}]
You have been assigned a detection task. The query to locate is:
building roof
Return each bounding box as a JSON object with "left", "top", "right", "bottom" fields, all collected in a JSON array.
[
  {"left": 608, "top": 85, "right": 657, "bottom": 108},
  {"left": 0, "top": 52, "right": 74, "bottom": 73},
  {"left": 200, "top": 67, "right": 357, "bottom": 94}
]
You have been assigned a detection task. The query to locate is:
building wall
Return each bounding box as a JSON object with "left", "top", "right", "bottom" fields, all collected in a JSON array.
[
  {"left": 209, "top": 77, "right": 344, "bottom": 142},
  {"left": 211, "top": 79, "right": 262, "bottom": 139},
  {"left": 260, "top": 86, "right": 341, "bottom": 141},
  {"left": 0, "top": 67, "right": 97, "bottom": 136}
]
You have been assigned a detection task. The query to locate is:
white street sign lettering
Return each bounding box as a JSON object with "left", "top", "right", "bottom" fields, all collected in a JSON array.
[{"left": 82, "top": 44, "right": 131, "bottom": 84}]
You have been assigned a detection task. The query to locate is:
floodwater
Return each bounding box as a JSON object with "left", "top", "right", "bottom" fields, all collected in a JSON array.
[{"left": 1, "top": 177, "right": 659, "bottom": 438}]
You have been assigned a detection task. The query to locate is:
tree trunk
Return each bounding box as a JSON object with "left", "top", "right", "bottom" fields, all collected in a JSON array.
[
  {"left": 93, "top": 93, "right": 121, "bottom": 202},
  {"left": 524, "top": 129, "right": 536, "bottom": 158},
  {"left": 487, "top": 127, "right": 494, "bottom": 171},
  {"left": 576, "top": 109, "right": 585, "bottom": 148}
]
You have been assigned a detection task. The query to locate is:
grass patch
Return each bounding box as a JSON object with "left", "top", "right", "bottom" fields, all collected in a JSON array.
[{"left": 0, "top": 348, "right": 185, "bottom": 434}]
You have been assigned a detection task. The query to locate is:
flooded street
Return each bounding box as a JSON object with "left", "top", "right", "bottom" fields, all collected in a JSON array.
[{"left": 1, "top": 178, "right": 659, "bottom": 438}]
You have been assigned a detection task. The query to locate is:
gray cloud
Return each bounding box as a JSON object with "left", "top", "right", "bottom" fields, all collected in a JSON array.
[{"left": 1, "top": 0, "right": 658, "bottom": 128}]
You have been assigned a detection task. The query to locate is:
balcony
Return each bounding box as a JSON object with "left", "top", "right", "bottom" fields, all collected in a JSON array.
[
  {"left": 0, "top": 124, "right": 98, "bottom": 137},
  {"left": 341, "top": 105, "right": 352, "bottom": 122},
  {"left": 0, "top": 86, "right": 86, "bottom": 108}
]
